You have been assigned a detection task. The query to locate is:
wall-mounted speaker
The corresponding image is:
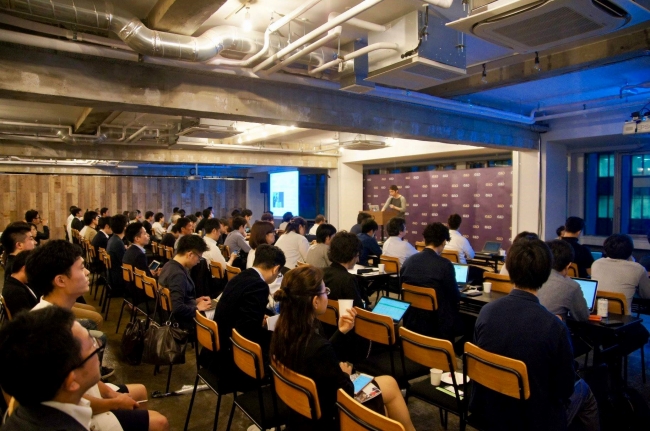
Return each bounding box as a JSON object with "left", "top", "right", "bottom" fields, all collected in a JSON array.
[{"left": 260, "top": 182, "right": 269, "bottom": 194}]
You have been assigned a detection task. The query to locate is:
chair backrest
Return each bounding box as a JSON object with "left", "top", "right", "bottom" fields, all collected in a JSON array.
[
  {"left": 195, "top": 310, "right": 219, "bottom": 352},
  {"left": 297, "top": 261, "right": 310, "bottom": 267},
  {"left": 158, "top": 286, "right": 173, "bottom": 313},
  {"left": 271, "top": 359, "right": 321, "bottom": 421},
  {"left": 379, "top": 255, "right": 400, "bottom": 274},
  {"left": 6, "top": 397, "right": 18, "bottom": 417},
  {"left": 231, "top": 328, "right": 265, "bottom": 380},
  {"left": 464, "top": 342, "right": 530, "bottom": 401},
  {"left": 0, "top": 295, "right": 12, "bottom": 323},
  {"left": 483, "top": 272, "right": 514, "bottom": 293},
  {"left": 142, "top": 275, "right": 158, "bottom": 300},
  {"left": 209, "top": 261, "right": 224, "bottom": 279},
  {"left": 354, "top": 307, "right": 395, "bottom": 346},
  {"left": 104, "top": 253, "right": 112, "bottom": 270},
  {"left": 567, "top": 263, "right": 579, "bottom": 278},
  {"left": 401, "top": 283, "right": 438, "bottom": 311},
  {"left": 337, "top": 389, "right": 405, "bottom": 431},
  {"left": 225, "top": 264, "right": 241, "bottom": 282},
  {"left": 133, "top": 267, "right": 146, "bottom": 290},
  {"left": 399, "top": 327, "right": 455, "bottom": 372},
  {"left": 415, "top": 241, "right": 425, "bottom": 251},
  {"left": 440, "top": 249, "right": 460, "bottom": 263},
  {"left": 122, "top": 263, "right": 133, "bottom": 283},
  {"left": 317, "top": 299, "right": 339, "bottom": 327},
  {"left": 152, "top": 242, "right": 158, "bottom": 254},
  {"left": 158, "top": 244, "right": 165, "bottom": 258},
  {"left": 597, "top": 290, "right": 628, "bottom": 315},
  {"left": 165, "top": 246, "right": 173, "bottom": 260},
  {"left": 221, "top": 245, "right": 230, "bottom": 260}
]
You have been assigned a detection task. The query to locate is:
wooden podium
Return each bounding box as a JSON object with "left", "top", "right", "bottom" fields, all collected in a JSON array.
[{"left": 361, "top": 209, "right": 399, "bottom": 239}]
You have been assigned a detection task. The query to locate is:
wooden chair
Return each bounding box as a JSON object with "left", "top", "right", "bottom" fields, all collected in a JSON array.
[
  {"left": 184, "top": 311, "right": 233, "bottom": 431},
  {"left": 152, "top": 242, "right": 158, "bottom": 255},
  {"left": 401, "top": 283, "right": 437, "bottom": 312},
  {"left": 98, "top": 252, "right": 115, "bottom": 319},
  {"left": 270, "top": 359, "right": 321, "bottom": 425},
  {"left": 133, "top": 267, "right": 153, "bottom": 322},
  {"left": 116, "top": 263, "right": 134, "bottom": 333},
  {"left": 415, "top": 241, "right": 425, "bottom": 251},
  {"left": 165, "top": 246, "right": 174, "bottom": 261},
  {"left": 379, "top": 255, "right": 401, "bottom": 299},
  {"left": 297, "top": 261, "right": 310, "bottom": 267},
  {"left": 142, "top": 275, "right": 159, "bottom": 325},
  {"left": 227, "top": 329, "right": 286, "bottom": 430},
  {"left": 482, "top": 272, "right": 514, "bottom": 293},
  {"left": 6, "top": 396, "right": 17, "bottom": 417},
  {"left": 0, "top": 294, "right": 12, "bottom": 324},
  {"left": 441, "top": 249, "right": 460, "bottom": 263},
  {"left": 317, "top": 299, "right": 340, "bottom": 327},
  {"left": 336, "top": 389, "right": 405, "bottom": 431},
  {"left": 158, "top": 242, "right": 166, "bottom": 261},
  {"left": 158, "top": 286, "right": 173, "bottom": 325},
  {"left": 567, "top": 263, "right": 579, "bottom": 278},
  {"left": 209, "top": 261, "right": 225, "bottom": 280},
  {"left": 399, "top": 327, "right": 463, "bottom": 429},
  {"left": 463, "top": 342, "right": 530, "bottom": 429},
  {"left": 225, "top": 264, "right": 241, "bottom": 282},
  {"left": 221, "top": 245, "right": 231, "bottom": 261}
]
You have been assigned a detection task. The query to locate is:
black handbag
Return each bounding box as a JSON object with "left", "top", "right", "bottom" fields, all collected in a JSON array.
[
  {"left": 121, "top": 318, "right": 146, "bottom": 365},
  {"left": 142, "top": 321, "right": 189, "bottom": 366}
]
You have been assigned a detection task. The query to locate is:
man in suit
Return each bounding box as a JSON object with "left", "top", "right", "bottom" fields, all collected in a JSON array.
[
  {"left": 91, "top": 217, "right": 112, "bottom": 251},
  {"left": 0, "top": 307, "right": 100, "bottom": 431},
  {"left": 323, "top": 231, "right": 367, "bottom": 308},
  {"left": 106, "top": 214, "right": 128, "bottom": 296},
  {"left": 142, "top": 211, "right": 154, "bottom": 237},
  {"left": 1, "top": 221, "right": 36, "bottom": 282},
  {"left": 2, "top": 249, "right": 38, "bottom": 314},
  {"left": 123, "top": 222, "right": 160, "bottom": 278}
]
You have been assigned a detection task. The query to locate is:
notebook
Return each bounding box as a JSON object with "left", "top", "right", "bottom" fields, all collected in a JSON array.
[
  {"left": 571, "top": 277, "right": 599, "bottom": 312},
  {"left": 372, "top": 297, "right": 411, "bottom": 322},
  {"left": 453, "top": 263, "right": 469, "bottom": 288}
]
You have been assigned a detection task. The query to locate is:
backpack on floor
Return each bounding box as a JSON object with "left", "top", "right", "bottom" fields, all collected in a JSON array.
[{"left": 121, "top": 318, "right": 146, "bottom": 365}]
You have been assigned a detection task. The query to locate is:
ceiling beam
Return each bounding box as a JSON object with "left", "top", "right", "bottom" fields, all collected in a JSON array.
[
  {"left": 423, "top": 27, "right": 650, "bottom": 98},
  {"left": 146, "top": 0, "right": 228, "bottom": 36},
  {"left": 74, "top": 107, "right": 114, "bottom": 134},
  {"left": 0, "top": 44, "right": 538, "bottom": 150}
]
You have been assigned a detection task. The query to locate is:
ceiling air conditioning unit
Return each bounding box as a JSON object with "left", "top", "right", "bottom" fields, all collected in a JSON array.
[{"left": 446, "top": 0, "right": 632, "bottom": 53}]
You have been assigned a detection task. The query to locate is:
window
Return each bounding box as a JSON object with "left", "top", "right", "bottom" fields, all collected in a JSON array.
[
  {"left": 298, "top": 174, "right": 326, "bottom": 219},
  {"left": 622, "top": 154, "right": 650, "bottom": 235},
  {"left": 585, "top": 153, "right": 614, "bottom": 236}
]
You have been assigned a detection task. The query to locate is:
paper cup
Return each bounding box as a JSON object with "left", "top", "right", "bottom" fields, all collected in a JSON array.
[
  {"left": 378, "top": 263, "right": 385, "bottom": 273},
  {"left": 338, "top": 299, "right": 354, "bottom": 318},
  {"left": 483, "top": 282, "right": 492, "bottom": 293},
  {"left": 430, "top": 368, "right": 443, "bottom": 386},
  {"left": 266, "top": 314, "right": 280, "bottom": 331}
]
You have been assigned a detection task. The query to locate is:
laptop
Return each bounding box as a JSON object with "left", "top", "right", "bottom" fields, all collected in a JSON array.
[
  {"left": 367, "top": 204, "right": 380, "bottom": 212},
  {"left": 372, "top": 297, "right": 411, "bottom": 323},
  {"left": 571, "top": 277, "right": 599, "bottom": 312},
  {"left": 475, "top": 241, "right": 502, "bottom": 258},
  {"left": 453, "top": 263, "right": 469, "bottom": 288},
  {"left": 591, "top": 251, "right": 603, "bottom": 261}
]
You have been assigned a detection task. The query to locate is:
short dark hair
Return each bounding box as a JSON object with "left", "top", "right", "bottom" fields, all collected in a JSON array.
[
  {"left": 513, "top": 231, "right": 539, "bottom": 244},
  {"left": 194, "top": 211, "right": 202, "bottom": 218},
  {"left": 0, "top": 307, "right": 80, "bottom": 406},
  {"left": 176, "top": 235, "right": 208, "bottom": 256},
  {"left": 603, "top": 233, "right": 634, "bottom": 260},
  {"left": 448, "top": 214, "right": 462, "bottom": 230},
  {"left": 565, "top": 217, "right": 585, "bottom": 234},
  {"left": 173, "top": 207, "right": 179, "bottom": 213},
  {"left": 328, "top": 232, "right": 362, "bottom": 264},
  {"left": 187, "top": 214, "right": 198, "bottom": 223},
  {"left": 125, "top": 222, "right": 145, "bottom": 243},
  {"left": 314, "top": 214, "right": 326, "bottom": 224},
  {"left": 261, "top": 212, "right": 274, "bottom": 222},
  {"left": 170, "top": 224, "right": 180, "bottom": 234},
  {"left": 506, "top": 238, "right": 552, "bottom": 290},
  {"left": 24, "top": 209, "right": 39, "bottom": 223},
  {"left": 389, "top": 185, "right": 399, "bottom": 191},
  {"left": 242, "top": 209, "right": 253, "bottom": 218},
  {"left": 145, "top": 211, "right": 154, "bottom": 219},
  {"left": 179, "top": 209, "right": 186, "bottom": 217},
  {"left": 356, "top": 212, "right": 372, "bottom": 224},
  {"left": 11, "top": 249, "right": 33, "bottom": 274},
  {"left": 204, "top": 218, "right": 222, "bottom": 235},
  {"left": 128, "top": 210, "right": 138, "bottom": 221},
  {"left": 249, "top": 221, "right": 275, "bottom": 249},
  {"left": 154, "top": 212, "right": 164, "bottom": 222},
  {"left": 282, "top": 212, "right": 293, "bottom": 222},
  {"left": 1, "top": 222, "right": 31, "bottom": 253},
  {"left": 386, "top": 217, "right": 405, "bottom": 237},
  {"left": 202, "top": 208, "right": 212, "bottom": 219},
  {"left": 361, "top": 219, "right": 378, "bottom": 234},
  {"left": 71, "top": 206, "right": 80, "bottom": 216},
  {"left": 422, "top": 222, "right": 451, "bottom": 247},
  {"left": 252, "top": 244, "right": 286, "bottom": 269},
  {"left": 100, "top": 207, "right": 109, "bottom": 216},
  {"left": 98, "top": 217, "right": 111, "bottom": 230},
  {"left": 547, "top": 240, "right": 574, "bottom": 272},
  {"left": 176, "top": 217, "right": 192, "bottom": 230},
  {"left": 231, "top": 209, "right": 242, "bottom": 217},
  {"left": 26, "top": 240, "right": 83, "bottom": 296},
  {"left": 83, "top": 211, "right": 98, "bottom": 226},
  {"left": 110, "top": 214, "right": 128, "bottom": 234},
  {"left": 556, "top": 225, "right": 565, "bottom": 237},
  {"left": 232, "top": 216, "right": 247, "bottom": 231},
  {"left": 316, "top": 223, "right": 337, "bottom": 243}
]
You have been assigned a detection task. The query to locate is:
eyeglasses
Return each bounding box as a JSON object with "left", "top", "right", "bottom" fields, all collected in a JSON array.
[
  {"left": 319, "top": 287, "right": 331, "bottom": 296},
  {"left": 75, "top": 336, "right": 105, "bottom": 371}
]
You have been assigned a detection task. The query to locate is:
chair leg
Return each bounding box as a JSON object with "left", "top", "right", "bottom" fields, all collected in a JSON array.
[
  {"left": 104, "top": 292, "right": 112, "bottom": 320},
  {"left": 165, "top": 365, "right": 173, "bottom": 394},
  {"left": 226, "top": 398, "right": 237, "bottom": 431},
  {"left": 213, "top": 394, "right": 222, "bottom": 431},
  {"left": 183, "top": 374, "right": 200, "bottom": 431},
  {"left": 115, "top": 300, "right": 127, "bottom": 333},
  {"left": 439, "top": 407, "right": 448, "bottom": 429},
  {"left": 624, "top": 355, "right": 628, "bottom": 386},
  {"left": 641, "top": 345, "right": 646, "bottom": 384}
]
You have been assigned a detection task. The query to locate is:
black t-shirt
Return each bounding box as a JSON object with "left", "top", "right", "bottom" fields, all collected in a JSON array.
[{"left": 562, "top": 237, "right": 594, "bottom": 278}]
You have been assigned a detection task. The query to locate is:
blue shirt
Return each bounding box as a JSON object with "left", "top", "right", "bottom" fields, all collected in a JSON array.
[{"left": 357, "top": 233, "right": 382, "bottom": 266}]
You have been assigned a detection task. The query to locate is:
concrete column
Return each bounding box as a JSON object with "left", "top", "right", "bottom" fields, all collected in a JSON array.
[
  {"left": 335, "top": 161, "right": 364, "bottom": 233},
  {"left": 512, "top": 150, "right": 541, "bottom": 240},
  {"left": 541, "top": 140, "right": 569, "bottom": 240}
]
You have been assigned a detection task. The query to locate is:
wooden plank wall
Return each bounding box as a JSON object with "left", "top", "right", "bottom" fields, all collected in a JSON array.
[{"left": 0, "top": 174, "right": 247, "bottom": 240}]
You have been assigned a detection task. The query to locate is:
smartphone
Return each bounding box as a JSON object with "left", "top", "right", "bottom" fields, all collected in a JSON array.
[{"left": 148, "top": 260, "right": 161, "bottom": 271}]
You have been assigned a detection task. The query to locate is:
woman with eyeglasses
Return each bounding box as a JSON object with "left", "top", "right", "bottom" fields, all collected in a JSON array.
[
  {"left": 270, "top": 265, "right": 415, "bottom": 431},
  {"left": 275, "top": 216, "right": 309, "bottom": 269}
]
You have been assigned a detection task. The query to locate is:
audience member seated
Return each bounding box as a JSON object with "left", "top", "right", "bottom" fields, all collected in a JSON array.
[
  {"left": 100, "top": 207, "right": 109, "bottom": 217},
  {"left": 275, "top": 216, "right": 309, "bottom": 269},
  {"left": 270, "top": 265, "right": 416, "bottom": 431},
  {"left": 71, "top": 207, "right": 84, "bottom": 235},
  {"left": 142, "top": 211, "right": 154, "bottom": 237},
  {"left": 591, "top": 233, "right": 650, "bottom": 313},
  {"left": 217, "top": 218, "right": 229, "bottom": 245},
  {"left": 538, "top": 240, "right": 590, "bottom": 322},
  {"left": 151, "top": 212, "right": 166, "bottom": 241},
  {"left": 401, "top": 222, "right": 459, "bottom": 341},
  {"left": 173, "top": 217, "right": 195, "bottom": 251},
  {"left": 25, "top": 209, "right": 49, "bottom": 245},
  {"left": 278, "top": 211, "right": 293, "bottom": 231},
  {"left": 357, "top": 220, "right": 383, "bottom": 266},
  {"left": 1, "top": 221, "right": 36, "bottom": 282},
  {"left": 66, "top": 205, "right": 79, "bottom": 243},
  {"left": 80, "top": 211, "right": 99, "bottom": 243},
  {"left": 562, "top": 216, "right": 594, "bottom": 278},
  {"left": 2, "top": 249, "right": 38, "bottom": 314},
  {"left": 323, "top": 232, "right": 368, "bottom": 308},
  {"left": 500, "top": 231, "right": 539, "bottom": 276},
  {"left": 556, "top": 225, "right": 565, "bottom": 239},
  {"left": 350, "top": 211, "right": 372, "bottom": 235},
  {"left": 128, "top": 210, "right": 139, "bottom": 225},
  {"left": 305, "top": 223, "right": 337, "bottom": 268},
  {"left": 203, "top": 218, "right": 236, "bottom": 270},
  {"left": 160, "top": 224, "right": 180, "bottom": 249},
  {"left": 246, "top": 220, "right": 276, "bottom": 268},
  {"left": 260, "top": 212, "right": 274, "bottom": 223},
  {"left": 309, "top": 214, "right": 326, "bottom": 235},
  {"left": 471, "top": 238, "right": 599, "bottom": 431},
  {"left": 91, "top": 217, "right": 112, "bottom": 251},
  {"left": 381, "top": 217, "right": 417, "bottom": 266},
  {"left": 106, "top": 214, "right": 128, "bottom": 296},
  {"left": 445, "top": 213, "right": 475, "bottom": 264},
  {"left": 158, "top": 235, "right": 211, "bottom": 330},
  {"left": 242, "top": 208, "right": 253, "bottom": 228},
  {"left": 224, "top": 216, "right": 251, "bottom": 267},
  {"left": 166, "top": 213, "right": 181, "bottom": 233},
  {"left": 194, "top": 208, "right": 212, "bottom": 234}
]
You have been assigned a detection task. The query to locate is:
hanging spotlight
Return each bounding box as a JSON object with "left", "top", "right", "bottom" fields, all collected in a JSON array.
[
  {"left": 481, "top": 63, "right": 488, "bottom": 84},
  {"left": 242, "top": 6, "right": 252, "bottom": 32},
  {"left": 533, "top": 51, "right": 541, "bottom": 72}
]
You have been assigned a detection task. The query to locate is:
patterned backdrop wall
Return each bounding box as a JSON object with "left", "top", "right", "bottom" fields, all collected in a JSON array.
[{"left": 363, "top": 167, "right": 513, "bottom": 249}]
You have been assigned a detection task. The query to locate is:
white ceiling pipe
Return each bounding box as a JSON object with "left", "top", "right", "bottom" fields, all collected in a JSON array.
[
  {"left": 262, "top": 26, "right": 342, "bottom": 75},
  {"left": 421, "top": 0, "right": 454, "bottom": 8},
  {"left": 327, "top": 13, "right": 386, "bottom": 32},
  {"left": 180, "top": 141, "right": 340, "bottom": 155},
  {"left": 253, "top": 0, "right": 386, "bottom": 73},
  {"left": 309, "top": 42, "right": 398, "bottom": 75},
  {"left": 533, "top": 100, "right": 647, "bottom": 122}
]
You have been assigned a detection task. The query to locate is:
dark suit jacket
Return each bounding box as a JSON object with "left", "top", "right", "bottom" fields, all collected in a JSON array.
[
  {"left": 2, "top": 276, "right": 38, "bottom": 315},
  {"left": 357, "top": 232, "right": 383, "bottom": 266},
  {"left": 160, "top": 233, "right": 176, "bottom": 249},
  {"left": 2, "top": 404, "right": 88, "bottom": 431},
  {"left": 71, "top": 217, "right": 83, "bottom": 232},
  {"left": 91, "top": 230, "right": 109, "bottom": 251},
  {"left": 323, "top": 262, "right": 366, "bottom": 308},
  {"left": 158, "top": 259, "right": 197, "bottom": 330},
  {"left": 34, "top": 225, "right": 49, "bottom": 245},
  {"left": 106, "top": 234, "right": 126, "bottom": 293},
  {"left": 4, "top": 254, "right": 15, "bottom": 282},
  {"left": 123, "top": 245, "right": 152, "bottom": 277},
  {"left": 142, "top": 220, "right": 153, "bottom": 236}
]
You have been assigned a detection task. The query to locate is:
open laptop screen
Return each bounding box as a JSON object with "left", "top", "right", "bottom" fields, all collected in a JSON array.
[
  {"left": 591, "top": 251, "right": 603, "bottom": 261},
  {"left": 571, "top": 278, "right": 598, "bottom": 311},
  {"left": 482, "top": 241, "right": 501, "bottom": 253},
  {"left": 372, "top": 297, "right": 410, "bottom": 322},
  {"left": 453, "top": 263, "right": 469, "bottom": 286}
]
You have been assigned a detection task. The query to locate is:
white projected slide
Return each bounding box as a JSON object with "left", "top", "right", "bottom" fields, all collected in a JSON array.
[{"left": 270, "top": 171, "right": 299, "bottom": 215}]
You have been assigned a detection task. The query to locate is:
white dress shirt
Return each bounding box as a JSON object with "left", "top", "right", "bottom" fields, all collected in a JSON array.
[
  {"left": 42, "top": 398, "right": 93, "bottom": 431},
  {"left": 381, "top": 236, "right": 418, "bottom": 266},
  {"left": 309, "top": 224, "right": 319, "bottom": 236},
  {"left": 203, "top": 236, "right": 227, "bottom": 271},
  {"left": 67, "top": 214, "right": 75, "bottom": 243},
  {"left": 275, "top": 231, "right": 309, "bottom": 269},
  {"left": 151, "top": 222, "right": 165, "bottom": 240},
  {"left": 445, "top": 229, "right": 475, "bottom": 264}
]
